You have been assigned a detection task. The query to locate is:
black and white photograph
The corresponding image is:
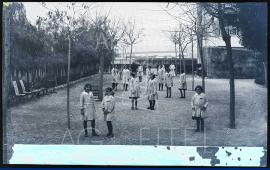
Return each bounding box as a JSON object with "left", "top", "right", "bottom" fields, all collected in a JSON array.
[{"left": 2, "top": 2, "right": 268, "bottom": 166}]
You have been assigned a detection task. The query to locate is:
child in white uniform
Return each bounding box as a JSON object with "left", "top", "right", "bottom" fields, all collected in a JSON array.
[
  {"left": 146, "top": 66, "right": 151, "bottom": 82},
  {"left": 165, "top": 69, "right": 173, "bottom": 98},
  {"left": 191, "top": 85, "right": 208, "bottom": 132},
  {"left": 129, "top": 72, "right": 141, "bottom": 110},
  {"left": 157, "top": 65, "right": 165, "bottom": 91},
  {"left": 146, "top": 74, "right": 158, "bottom": 110},
  {"left": 179, "top": 73, "right": 187, "bottom": 98},
  {"left": 80, "top": 84, "right": 99, "bottom": 137},
  {"left": 101, "top": 87, "right": 116, "bottom": 137},
  {"left": 122, "top": 66, "right": 130, "bottom": 91}
]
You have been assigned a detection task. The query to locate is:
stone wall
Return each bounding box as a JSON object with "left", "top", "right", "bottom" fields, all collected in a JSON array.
[{"left": 203, "top": 47, "right": 257, "bottom": 78}]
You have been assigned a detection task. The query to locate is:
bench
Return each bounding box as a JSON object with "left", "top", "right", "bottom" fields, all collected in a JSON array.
[
  {"left": 19, "top": 80, "right": 40, "bottom": 98},
  {"left": 32, "top": 81, "right": 48, "bottom": 96},
  {"left": 11, "top": 81, "right": 28, "bottom": 104}
]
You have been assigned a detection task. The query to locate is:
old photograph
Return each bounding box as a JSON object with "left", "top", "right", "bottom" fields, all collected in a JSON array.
[{"left": 2, "top": 2, "right": 268, "bottom": 166}]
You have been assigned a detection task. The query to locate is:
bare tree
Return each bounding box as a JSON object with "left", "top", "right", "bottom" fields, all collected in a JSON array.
[
  {"left": 163, "top": 3, "right": 215, "bottom": 91},
  {"left": 90, "top": 13, "right": 126, "bottom": 100},
  {"left": 177, "top": 25, "right": 192, "bottom": 74},
  {"left": 105, "top": 18, "right": 126, "bottom": 68},
  {"left": 201, "top": 3, "right": 238, "bottom": 128},
  {"left": 122, "top": 19, "right": 144, "bottom": 70},
  {"left": 168, "top": 30, "right": 179, "bottom": 73},
  {"left": 42, "top": 2, "right": 93, "bottom": 129}
]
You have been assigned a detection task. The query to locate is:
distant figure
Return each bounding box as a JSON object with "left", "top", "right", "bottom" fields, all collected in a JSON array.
[
  {"left": 111, "top": 67, "right": 115, "bottom": 74},
  {"left": 146, "top": 66, "right": 151, "bottom": 82},
  {"left": 146, "top": 74, "right": 158, "bottom": 110},
  {"left": 111, "top": 67, "right": 117, "bottom": 90},
  {"left": 157, "top": 65, "right": 165, "bottom": 91},
  {"left": 129, "top": 72, "right": 141, "bottom": 110},
  {"left": 191, "top": 85, "right": 208, "bottom": 132},
  {"left": 169, "top": 64, "right": 176, "bottom": 77},
  {"left": 178, "top": 73, "right": 187, "bottom": 98},
  {"left": 80, "top": 83, "right": 99, "bottom": 137},
  {"left": 137, "top": 64, "right": 143, "bottom": 82},
  {"left": 101, "top": 87, "right": 116, "bottom": 138},
  {"left": 152, "top": 65, "right": 158, "bottom": 75},
  {"left": 122, "top": 66, "right": 130, "bottom": 91},
  {"left": 113, "top": 68, "right": 120, "bottom": 91},
  {"left": 165, "top": 69, "right": 173, "bottom": 98}
]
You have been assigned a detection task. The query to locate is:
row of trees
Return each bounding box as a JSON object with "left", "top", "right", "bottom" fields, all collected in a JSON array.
[
  {"left": 165, "top": 2, "right": 267, "bottom": 128},
  {"left": 7, "top": 2, "right": 144, "bottom": 90},
  {"left": 4, "top": 2, "right": 144, "bottom": 130}
]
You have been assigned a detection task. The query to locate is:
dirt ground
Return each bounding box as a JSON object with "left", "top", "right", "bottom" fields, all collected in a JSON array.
[{"left": 6, "top": 73, "right": 267, "bottom": 162}]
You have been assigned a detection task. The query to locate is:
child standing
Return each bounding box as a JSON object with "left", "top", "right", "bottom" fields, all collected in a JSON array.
[
  {"left": 122, "top": 66, "right": 130, "bottom": 91},
  {"left": 138, "top": 65, "right": 143, "bottom": 82},
  {"left": 129, "top": 72, "right": 141, "bottom": 110},
  {"left": 115, "top": 69, "right": 121, "bottom": 91},
  {"left": 191, "top": 85, "right": 208, "bottom": 132},
  {"left": 111, "top": 67, "right": 117, "bottom": 90},
  {"left": 157, "top": 65, "right": 165, "bottom": 91},
  {"left": 146, "top": 66, "right": 151, "bottom": 82},
  {"left": 179, "top": 72, "right": 187, "bottom": 98},
  {"left": 165, "top": 69, "right": 173, "bottom": 98},
  {"left": 80, "top": 84, "right": 99, "bottom": 137},
  {"left": 146, "top": 74, "right": 158, "bottom": 110},
  {"left": 101, "top": 87, "right": 116, "bottom": 137}
]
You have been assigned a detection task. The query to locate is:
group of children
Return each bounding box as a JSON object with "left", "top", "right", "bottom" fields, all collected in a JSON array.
[
  {"left": 80, "top": 84, "right": 115, "bottom": 138},
  {"left": 79, "top": 64, "right": 208, "bottom": 138}
]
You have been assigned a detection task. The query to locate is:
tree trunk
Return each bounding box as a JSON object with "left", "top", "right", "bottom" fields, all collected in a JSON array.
[
  {"left": 225, "top": 37, "right": 235, "bottom": 128},
  {"left": 197, "top": 37, "right": 205, "bottom": 91},
  {"left": 129, "top": 44, "right": 133, "bottom": 70},
  {"left": 67, "top": 35, "right": 71, "bottom": 129},
  {"left": 178, "top": 44, "right": 182, "bottom": 74},
  {"left": 99, "top": 46, "right": 105, "bottom": 100},
  {"left": 197, "top": 3, "right": 205, "bottom": 91},
  {"left": 191, "top": 36, "right": 194, "bottom": 90},
  {"left": 3, "top": 6, "right": 11, "bottom": 164},
  {"left": 174, "top": 43, "right": 178, "bottom": 73},
  {"left": 181, "top": 49, "right": 186, "bottom": 74},
  {"left": 217, "top": 4, "right": 235, "bottom": 128}
]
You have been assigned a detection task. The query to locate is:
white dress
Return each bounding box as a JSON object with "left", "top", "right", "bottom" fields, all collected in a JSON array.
[
  {"left": 146, "top": 68, "right": 151, "bottom": 81},
  {"left": 169, "top": 64, "right": 176, "bottom": 76},
  {"left": 157, "top": 69, "right": 165, "bottom": 84},
  {"left": 179, "top": 73, "right": 187, "bottom": 89},
  {"left": 129, "top": 77, "right": 141, "bottom": 98},
  {"left": 138, "top": 66, "right": 143, "bottom": 77},
  {"left": 80, "top": 91, "right": 96, "bottom": 121},
  {"left": 146, "top": 78, "right": 158, "bottom": 100},
  {"left": 191, "top": 93, "right": 208, "bottom": 118},
  {"left": 111, "top": 69, "right": 117, "bottom": 83},
  {"left": 122, "top": 69, "right": 130, "bottom": 85},
  {"left": 165, "top": 72, "right": 173, "bottom": 88},
  {"left": 101, "top": 95, "right": 116, "bottom": 121}
]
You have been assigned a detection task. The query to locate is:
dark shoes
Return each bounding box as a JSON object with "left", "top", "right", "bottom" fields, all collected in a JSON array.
[
  {"left": 92, "top": 132, "right": 99, "bottom": 137},
  {"left": 106, "top": 133, "right": 114, "bottom": 138}
]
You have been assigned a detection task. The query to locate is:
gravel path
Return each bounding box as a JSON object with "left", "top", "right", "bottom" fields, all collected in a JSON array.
[{"left": 6, "top": 74, "right": 267, "bottom": 162}]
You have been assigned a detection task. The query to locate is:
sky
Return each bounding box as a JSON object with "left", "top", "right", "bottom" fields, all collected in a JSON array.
[
  {"left": 23, "top": 2, "right": 241, "bottom": 58},
  {"left": 23, "top": 2, "right": 181, "bottom": 53}
]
